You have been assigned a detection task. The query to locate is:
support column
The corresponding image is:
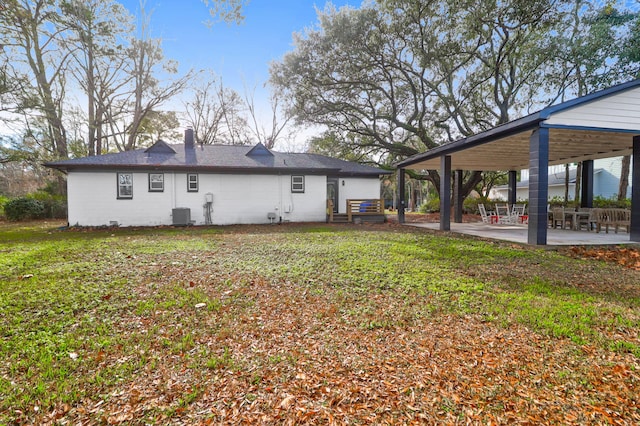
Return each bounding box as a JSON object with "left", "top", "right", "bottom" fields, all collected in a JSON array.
[
  {"left": 454, "top": 170, "right": 463, "bottom": 223},
  {"left": 398, "top": 168, "right": 406, "bottom": 224},
  {"left": 440, "top": 156, "right": 451, "bottom": 231},
  {"left": 508, "top": 170, "right": 517, "bottom": 207},
  {"left": 527, "top": 128, "right": 549, "bottom": 245},
  {"left": 581, "top": 160, "right": 594, "bottom": 208},
  {"left": 631, "top": 136, "right": 640, "bottom": 241}
]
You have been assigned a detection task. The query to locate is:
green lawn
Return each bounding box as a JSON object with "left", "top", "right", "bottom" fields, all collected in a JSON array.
[{"left": 1, "top": 220, "right": 639, "bottom": 424}]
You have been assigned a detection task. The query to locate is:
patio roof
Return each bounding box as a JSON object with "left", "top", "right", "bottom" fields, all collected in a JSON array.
[
  {"left": 396, "top": 79, "right": 640, "bottom": 171},
  {"left": 394, "top": 79, "right": 640, "bottom": 245}
]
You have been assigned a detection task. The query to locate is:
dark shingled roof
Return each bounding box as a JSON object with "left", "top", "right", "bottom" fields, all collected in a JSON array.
[{"left": 45, "top": 142, "right": 390, "bottom": 177}]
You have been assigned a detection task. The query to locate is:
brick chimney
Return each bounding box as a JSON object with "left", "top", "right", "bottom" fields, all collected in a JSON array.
[{"left": 185, "top": 127, "right": 195, "bottom": 149}]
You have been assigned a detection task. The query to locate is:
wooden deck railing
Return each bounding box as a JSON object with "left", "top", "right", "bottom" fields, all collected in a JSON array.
[
  {"left": 346, "top": 199, "right": 384, "bottom": 222},
  {"left": 326, "top": 199, "right": 334, "bottom": 222}
]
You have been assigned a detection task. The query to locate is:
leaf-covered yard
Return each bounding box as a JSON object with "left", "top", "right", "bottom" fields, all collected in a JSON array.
[{"left": 1, "top": 221, "right": 639, "bottom": 424}]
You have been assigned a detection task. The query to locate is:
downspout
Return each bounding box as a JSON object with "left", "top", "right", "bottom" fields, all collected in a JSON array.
[
  {"left": 398, "top": 168, "right": 406, "bottom": 224},
  {"left": 172, "top": 172, "right": 176, "bottom": 209},
  {"left": 278, "top": 173, "right": 283, "bottom": 223}
]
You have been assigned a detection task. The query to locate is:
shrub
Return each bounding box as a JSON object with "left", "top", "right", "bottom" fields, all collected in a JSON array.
[
  {"left": 548, "top": 196, "right": 567, "bottom": 207},
  {"left": 0, "top": 195, "right": 8, "bottom": 218},
  {"left": 547, "top": 195, "right": 630, "bottom": 209},
  {"left": 4, "top": 197, "right": 45, "bottom": 221},
  {"left": 463, "top": 197, "right": 496, "bottom": 214},
  {"left": 418, "top": 197, "right": 505, "bottom": 214},
  {"left": 29, "top": 191, "right": 67, "bottom": 219},
  {"left": 593, "top": 196, "right": 631, "bottom": 209},
  {"left": 547, "top": 196, "right": 579, "bottom": 208},
  {"left": 418, "top": 197, "right": 440, "bottom": 213}
]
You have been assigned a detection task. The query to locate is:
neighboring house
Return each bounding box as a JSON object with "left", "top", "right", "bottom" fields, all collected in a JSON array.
[
  {"left": 591, "top": 157, "right": 633, "bottom": 199},
  {"left": 45, "top": 129, "right": 389, "bottom": 227},
  {"left": 490, "top": 158, "right": 632, "bottom": 201}
]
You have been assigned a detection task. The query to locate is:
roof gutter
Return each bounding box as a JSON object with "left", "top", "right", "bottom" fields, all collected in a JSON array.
[{"left": 42, "top": 163, "right": 387, "bottom": 177}]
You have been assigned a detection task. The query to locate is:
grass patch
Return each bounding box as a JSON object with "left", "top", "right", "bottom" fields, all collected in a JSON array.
[
  {"left": 1, "top": 221, "right": 639, "bottom": 424},
  {"left": 488, "top": 277, "right": 600, "bottom": 344}
]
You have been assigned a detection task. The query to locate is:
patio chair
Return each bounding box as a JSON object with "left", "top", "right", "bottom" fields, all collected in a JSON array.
[
  {"left": 551, "top": 207, "right": 571, "bottom": 229},
  {"left": 587, "top": 208, "right": 599, "bottom": 232},
  {"left": 575, "top": 208, "right": 592, "bottom": 231},
  {"left": 494, "top": 204, "right": 511, "bottom": 224},
  {"left": 478, "top": 203, "right": 494, "bottom": 224},
  {"left": 595, "top": 208, "right": 613, "bottom": 233},
  {"left": 509, "top": 204, "right": 527, "bottom": 224}
]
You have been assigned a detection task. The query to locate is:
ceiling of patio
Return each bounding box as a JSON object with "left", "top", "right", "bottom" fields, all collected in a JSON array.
[{"left": 401, "top": 127, "right": 636, "bottom": 172}]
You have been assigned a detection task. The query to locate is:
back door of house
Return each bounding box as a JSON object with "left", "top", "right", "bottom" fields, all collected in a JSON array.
[{"left": 327, "top": 178, "right": 339, "bottom": 213}]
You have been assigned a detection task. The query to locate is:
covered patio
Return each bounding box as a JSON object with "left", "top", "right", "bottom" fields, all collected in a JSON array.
[
  {"left": 395, "top": 80, "right": 640, "bottom": 246},
  {"left": 407, "top": 222, "right": 634, "bottom": 246}
]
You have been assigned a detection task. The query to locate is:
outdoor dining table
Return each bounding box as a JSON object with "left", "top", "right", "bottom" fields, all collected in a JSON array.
[
  {"left": 566, "top": 210, "right": 591, "bottom": 230},
  {"left": 548, "top": 208, "right": 592, "bottom": 230}
]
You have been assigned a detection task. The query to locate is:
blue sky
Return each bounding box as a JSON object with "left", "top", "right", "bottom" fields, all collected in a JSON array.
[{"left": 119, "top": 0, "right": 359, "bottom": 109}]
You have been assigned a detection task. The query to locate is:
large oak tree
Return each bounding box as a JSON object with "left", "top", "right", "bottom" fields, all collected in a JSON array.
[
  {"left": 0, "top": 0, "right": 71, "bottom": 160},
  {"left": 270, "top": 0, "right": 639, "bottom": 198}
]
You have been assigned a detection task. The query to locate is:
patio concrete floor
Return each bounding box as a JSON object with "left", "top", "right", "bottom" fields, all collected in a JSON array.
[{"left": 406, "top": 222, "right": 638, "bottom": 246}]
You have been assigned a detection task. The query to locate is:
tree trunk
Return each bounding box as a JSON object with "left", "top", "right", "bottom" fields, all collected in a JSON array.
[
  {"left": 87, "top": 39, "right": 96, "bottom": 156},
  {"left": 25, "top": 17, "right": 68, "bottom": 159},
  {"left": 618, "top": 155, "right": 630, "bottom": 200},
  {"left": 573, "top": 162, "right": 582, "bottom": 205},
  {"left": 96, "top": 107, "right": 104, "bottom": 155},
  {"left": 462, "top": 171, "right": 483, "bottom": 200},
  {"left": 564, "top": 164, "right": 570, "bottom": 203}
]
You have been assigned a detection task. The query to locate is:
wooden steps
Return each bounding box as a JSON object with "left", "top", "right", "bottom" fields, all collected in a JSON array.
[{"left": 330, "top": 213, "right": 349, "bottom": 223}]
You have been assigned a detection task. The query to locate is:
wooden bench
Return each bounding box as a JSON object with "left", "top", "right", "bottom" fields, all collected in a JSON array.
[
  {"left": 611, "top": 208, "right": 631, "bottom": 234},
  {"left": 347, "top": 199, "right": 385, "bottom": 223},
  {"left": 592, "top": 208, "right": 631, "bottom": 233}
]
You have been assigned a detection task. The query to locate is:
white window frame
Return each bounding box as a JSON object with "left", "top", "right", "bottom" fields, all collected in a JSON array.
[
  {"left": 187, "top": 173, "right": 198, "bottom": 192},
  {"left": 291, "top": 175, "right": 305, "bottom": 193},
  {"left": 117, "top": 172, "right": 133, "bottom": 199},
  {"left": 148, "top": 173, "right": 164, "bottom": 192}
]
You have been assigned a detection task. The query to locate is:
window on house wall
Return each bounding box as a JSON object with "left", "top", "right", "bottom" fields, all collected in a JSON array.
[
  {"left": 148, "top": 173, "right": 164, "bottom": 192},
  {"left": 291, "top": 175, "right": 305, "bottom": 193},
  {"left": 187, "top": 173, "right": 198, "bottom": 192},
  {"left": 117, "top": 172, "right": 133, "bottom": 199}
]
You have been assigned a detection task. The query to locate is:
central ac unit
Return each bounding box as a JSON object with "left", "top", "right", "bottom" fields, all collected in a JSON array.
[{"left": 172, "top": 208, "right": 191, "bottom": 226}]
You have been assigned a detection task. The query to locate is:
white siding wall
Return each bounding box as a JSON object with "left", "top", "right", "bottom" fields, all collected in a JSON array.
[
  {"left": 67, "top": 171, "right": 330, "bottom": 226},
  {"left": 520, "top": 164, "right": 567, "bottom": 182},
  {"left": 187, "top": 174, "right": 327, "bottom": 225},
  {"left": 490, "top": 185, "right": 573, "bottom": 202},
  {"left": 545, "top": 86, "right": 640, "bottom": 131},
  {"left": 594, "top": 158, "right": 632, "bottom": 198},
  {"left": 336, "top": 177, "right": 382, "bottom": 214},
  {"left": 67, "top": 171, "right": 174, "bottom": 226}
]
